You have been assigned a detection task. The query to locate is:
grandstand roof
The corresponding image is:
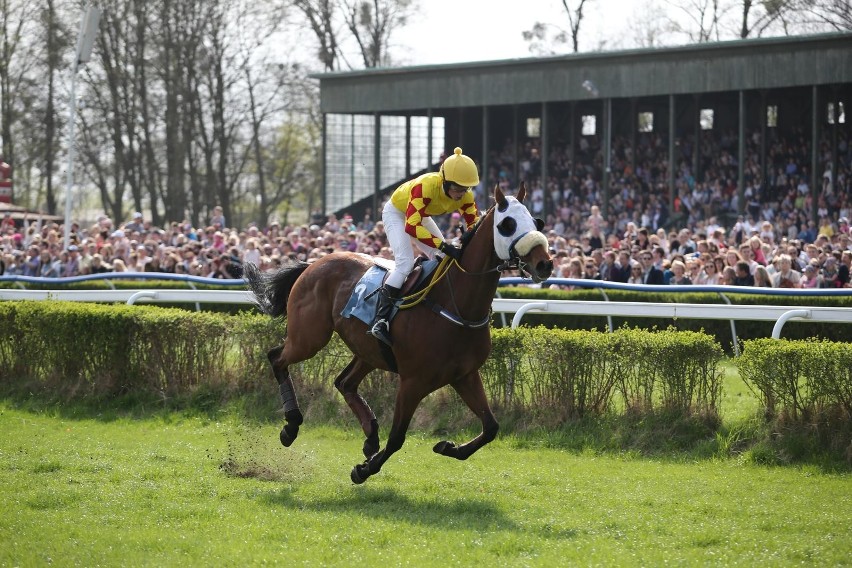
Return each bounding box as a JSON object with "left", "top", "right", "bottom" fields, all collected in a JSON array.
[{"left": 313, "top": 32, "right": 852, "bottom": 114}]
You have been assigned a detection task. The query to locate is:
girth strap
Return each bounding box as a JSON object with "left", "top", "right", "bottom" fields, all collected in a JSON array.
[{"left": 422, "top": 298, "right": 492, "bottom": 329}]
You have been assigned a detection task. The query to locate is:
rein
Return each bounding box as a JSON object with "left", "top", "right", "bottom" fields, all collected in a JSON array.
[{"left": 397, "top": 211, "right": 525, "bottom": 328}]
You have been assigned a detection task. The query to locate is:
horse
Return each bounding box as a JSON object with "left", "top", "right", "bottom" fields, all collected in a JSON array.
[{"left": 244, "top": 183, "right": 553, "bottom": 484}]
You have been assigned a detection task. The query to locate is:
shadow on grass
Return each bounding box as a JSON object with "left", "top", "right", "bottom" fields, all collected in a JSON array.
[{"left": 257, "top": 485, "right": 583, "bottom": 540}]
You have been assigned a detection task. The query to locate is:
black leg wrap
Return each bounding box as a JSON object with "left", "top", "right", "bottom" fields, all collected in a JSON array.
[
  {"left": 284, "top": 408, "right": 304, "bottom": 426},
  {"left": 363, "top": 420, "right": 380, "bottom": 458},
  {"left": 279, "top": 379, "right": 299, "bottom": 414}
]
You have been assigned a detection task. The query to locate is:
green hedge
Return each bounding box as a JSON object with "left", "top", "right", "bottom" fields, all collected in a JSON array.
[
  {"left": 484, "top": 326, "right": 723, "bottom": 422},
  {"left": 0, "top": 301, "right": 724, "bottom": 423},
  {"left": 737, "top": 338, "right": 852, "bottom": 458},
  {"left": 0, "top": 301, "right": 284, "bottom": 399},
  {"left": 738, "top": 338, "right": 852, "bottom": 419}
]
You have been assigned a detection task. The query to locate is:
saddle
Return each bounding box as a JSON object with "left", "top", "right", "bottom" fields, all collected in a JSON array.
[{"left": 387, "top": 256, "right": 441, "bottom": 297}]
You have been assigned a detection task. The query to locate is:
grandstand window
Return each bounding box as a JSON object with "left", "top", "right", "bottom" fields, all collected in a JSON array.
[
  {"left": 409, "top": 116, "right": 445, "bottom": 171},
  {"left": 324, "top": 113, "right": 445, "bottom": 214},
  {"left": 638, "top": 112, "right": 654, "bottom": 132},
  {"left": 700, "top": 109, "right": 714, "bottom": 130},
  {"left": 581, "top": 115, "right": 596, "bottom": 136},
  {"left": 527, "top": 117, "right": 541, "bottom": 138},
  {"left": 828, "top": 102, "right": 846, "bottom": 124},
  {"left": 767, "top": 105, "right": 778, "bottom": 128}
]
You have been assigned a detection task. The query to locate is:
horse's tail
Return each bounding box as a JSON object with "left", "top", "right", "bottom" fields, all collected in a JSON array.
[{"left": 244, "top": 261, "right": 310, "bottom": 318}]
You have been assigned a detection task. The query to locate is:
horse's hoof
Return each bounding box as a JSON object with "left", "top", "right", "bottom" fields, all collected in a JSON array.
[
  {"left": 433, "top": 440, "right": 457, "bottom": 457},
  {"left": 351, "top": 464, "right": 368, "bottom": 484},
  {"left": 280, "top": 426, "right": 296, "bottom": 447}
]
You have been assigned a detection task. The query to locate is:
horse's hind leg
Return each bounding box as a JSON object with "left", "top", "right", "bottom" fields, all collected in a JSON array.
[
  {"left": 433, "top": 370, "right": 499, "bottom": 460},
  {"left": 350, "top": 379, "right": 425, "bottom": 484},
  {"left": 334, "top": 357, "right": 378, "bottom": 458},
  {"left": 268, "top": 345, "right": 303, "bottom": 447}
]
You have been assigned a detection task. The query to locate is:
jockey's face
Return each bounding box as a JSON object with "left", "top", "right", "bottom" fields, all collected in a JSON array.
[{"left": 446, "top": 183, "right": 468, "bottom": 201}]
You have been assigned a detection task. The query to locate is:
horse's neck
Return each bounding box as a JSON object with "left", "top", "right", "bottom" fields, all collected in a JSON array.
[{"left": 446, "top": 215, "right": 501, "bottom": 315}]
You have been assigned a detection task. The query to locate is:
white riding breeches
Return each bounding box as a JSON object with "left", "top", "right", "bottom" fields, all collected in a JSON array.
[{"left": 382, "top": 199, "right": 441, "bottom": 289}]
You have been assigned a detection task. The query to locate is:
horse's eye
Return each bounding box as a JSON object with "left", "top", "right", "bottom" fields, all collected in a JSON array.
[{"left": 497, "top": 216, "right": 517, "bottom": 237}]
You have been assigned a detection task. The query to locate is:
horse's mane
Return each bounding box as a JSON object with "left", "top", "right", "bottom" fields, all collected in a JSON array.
[{"left": 459, "top": 205, "right": 494, "bottom": 251}]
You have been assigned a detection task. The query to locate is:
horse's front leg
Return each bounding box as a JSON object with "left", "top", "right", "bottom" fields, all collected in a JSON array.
[
  {"left": 433, "top": 370, "right": 499, "bottom": 460},
  {"left": 350, "top": 379, "right": 423, "bottom": 484},
  {"left": 268, "top": 345, "right": 303, "bottom": 447},
  {"left": 334, "top": 356, "right": 379, "bottom": 458}
]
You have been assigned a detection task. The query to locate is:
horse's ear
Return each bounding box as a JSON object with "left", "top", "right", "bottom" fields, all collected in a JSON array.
[
  {"left": 494, "top": 185, "right": 507, "bottom": 209},
  {"left": 517, "top": 181, "right": 527, "bottom": 202}
]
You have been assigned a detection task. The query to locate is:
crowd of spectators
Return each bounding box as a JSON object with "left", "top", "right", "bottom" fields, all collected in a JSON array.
[{"left": 0, "top": 129, "right": 850, "bottom": 289}]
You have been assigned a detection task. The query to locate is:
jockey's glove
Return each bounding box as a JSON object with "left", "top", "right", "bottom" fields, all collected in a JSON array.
[{"left": 439, "top": 241, "right": 463, "bottom": 262}]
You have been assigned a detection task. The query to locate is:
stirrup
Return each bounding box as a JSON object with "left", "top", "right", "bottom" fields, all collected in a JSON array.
[{"left": 369, "top": 319, "right": 393, "bottom": 346}]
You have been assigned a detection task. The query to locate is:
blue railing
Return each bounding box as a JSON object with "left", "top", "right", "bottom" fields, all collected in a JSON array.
[
  {"left": 497, "top": 277, "right": 852, "bottom": 297},
  {"left": 0, "top": 273, "right": 245, "bottom": 289},
  {"left": 2, "top": 273, "right": 851, "bottom": 297}
]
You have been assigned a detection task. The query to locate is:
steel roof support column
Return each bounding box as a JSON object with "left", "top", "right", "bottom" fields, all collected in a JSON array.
[
  {"left": 481, "top": 106, "right": 489, "bottom": 212},
  {"left": 569, "top": 102, "right": 575, "bottom": 168},
  {"left": 693, "top": 95, "right": 701, "bottom": 182},
  {"left": 831, "top": 86, "right": 839, "bottom": 197},
  {"left": 541, "top": 101, "right": 549, "bottom": 222},
  {"left": 603, "top": 97, "right": 612, "bottom": 217},
  {"left": 629, "top": 98, "right": 637, "bottom": 172},
  {"left": 668, "top": 94, "right": 676, "bottom": 221},
  {"left": 373, "top": 113, "right": 381, "bottom": 218},
  {"left": 321, "top": 112, "right": 327, "bottom": 215},
  {"left": 427, "top": 109, "right": 433, "bottom": 168},
  {"left": 738, "top": 90, "right": 746, "bottom": 216},
  {"left": 350, "top": 114, "right": 356, "bottom": 206},
  {"left": 760, "top": 90, "right": 768, "bottom": 187},
  {"left": 405, "top": 115, "right": 411, "bottom": 177},
  {"left": 812, "top": 85, "right": 820, "bottom": 228},
  {"left": 458, "top": 107, "right": 465, "bottom": 148},
  {"left": 513, "top": 105, "right": 519, "bottom": 186}
]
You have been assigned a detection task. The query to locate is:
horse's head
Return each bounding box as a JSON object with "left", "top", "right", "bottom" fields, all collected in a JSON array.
[{"left": 493, "top": 183, "right": 553, "bottom": 283}]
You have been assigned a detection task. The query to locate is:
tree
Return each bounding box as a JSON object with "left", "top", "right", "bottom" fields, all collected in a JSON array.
[
  {"left": 295, "top": 0, "right": 416, "bottom": 70},
  {"left": 522, "top": 0, "right": 593, "bottom": 55},
  {"left": 0, "top": 0, "right": 39, "bottom": 175},
  {"left": 82, "top": 0, "right": 146, "bottom": 223},
  {"left": 38, "top": 0, "right": 68, "bottom": 215},
  {"left": 794, "top": 0, "right": 852, "bottom": 31},
  {"left": 294, "top": 0, "right": 340, "bottom": 71},
  {"left": 341, "top": 0, "right": 414, "bottom": 68}
]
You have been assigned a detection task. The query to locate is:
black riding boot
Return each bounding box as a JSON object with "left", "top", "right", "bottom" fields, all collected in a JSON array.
[{"left": 368, "top": 284, "right": 401, "bottom": 347}]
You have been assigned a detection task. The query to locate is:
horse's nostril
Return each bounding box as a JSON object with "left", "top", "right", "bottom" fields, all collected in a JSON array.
[{"left": 539, "top": 260, "right": 553, "bottom": 277}]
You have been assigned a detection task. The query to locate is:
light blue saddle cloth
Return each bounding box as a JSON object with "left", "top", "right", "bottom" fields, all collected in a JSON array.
[{"left": 341, "top": 265, "right": 387, "bottom": 325}]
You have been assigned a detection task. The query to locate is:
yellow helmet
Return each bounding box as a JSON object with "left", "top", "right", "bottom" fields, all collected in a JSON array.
[{"left": 441, "top": 147, "right": 480, "bottom": 187}]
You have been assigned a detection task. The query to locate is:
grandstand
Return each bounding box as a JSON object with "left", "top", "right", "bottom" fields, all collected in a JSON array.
[{"left": 312, "top": 33, "right": 852, "bottom": 236}]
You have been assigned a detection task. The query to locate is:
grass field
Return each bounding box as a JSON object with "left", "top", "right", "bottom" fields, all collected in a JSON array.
[{"left": 2, "top": 396, "right": 850, "bottom": 567}]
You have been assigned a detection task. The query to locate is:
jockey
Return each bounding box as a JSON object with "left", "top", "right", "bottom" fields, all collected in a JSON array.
[{"left": 369, "top": 147, "right": 480, "bottom": 346}]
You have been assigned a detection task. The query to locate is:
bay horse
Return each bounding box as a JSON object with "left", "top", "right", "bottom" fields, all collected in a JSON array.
[{"left": 245, "top": 184, "right": 553, "bottom": 484}]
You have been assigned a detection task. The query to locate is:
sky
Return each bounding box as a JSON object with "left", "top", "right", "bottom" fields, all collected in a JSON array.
[{"left": 395, "top": 0, "right": 638, "bottom": 66}]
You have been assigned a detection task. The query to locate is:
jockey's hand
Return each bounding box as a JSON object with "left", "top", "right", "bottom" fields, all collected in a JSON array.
[{"left": 439, "top": 241, "right": 462, "bottom": 262}]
